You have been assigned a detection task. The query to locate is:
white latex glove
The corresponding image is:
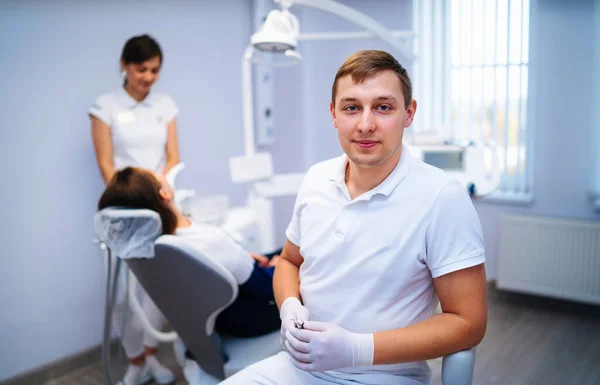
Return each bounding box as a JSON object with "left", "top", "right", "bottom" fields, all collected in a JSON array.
[
  {"left": 284, "top": 321, "right": 374, "bottom": 372},
  {"left": 279, "top": 297, "right": 310, "bottom": 348}
]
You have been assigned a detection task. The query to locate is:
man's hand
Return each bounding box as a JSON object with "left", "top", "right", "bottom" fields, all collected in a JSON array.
[
  {"left": 279, "top": 297, "right": 310, "bottom": 348},
  {"left": 284, "top": 321, "right": 374, "bottom": 372}
]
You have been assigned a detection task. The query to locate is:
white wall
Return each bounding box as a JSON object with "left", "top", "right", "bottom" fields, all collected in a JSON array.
[{"left": 0, "top": 0, "right": 300, "bottom": 381}]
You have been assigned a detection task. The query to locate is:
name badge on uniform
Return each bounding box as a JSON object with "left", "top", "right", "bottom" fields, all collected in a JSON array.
[{"left": 117, "top": 111, "right": 136, "bottom": 124}]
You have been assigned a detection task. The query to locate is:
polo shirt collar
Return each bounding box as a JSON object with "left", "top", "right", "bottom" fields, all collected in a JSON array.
[
  {"left": 329, "top": 144, "right": 413, "bottom": 200},
  {"left": 118, "top": 87, "right": 154, "bottom": 108}
]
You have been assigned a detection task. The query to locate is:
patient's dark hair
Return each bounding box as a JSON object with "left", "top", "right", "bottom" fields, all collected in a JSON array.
[{"left": 98, "top": 167, "right": 177, "bottom": 235}]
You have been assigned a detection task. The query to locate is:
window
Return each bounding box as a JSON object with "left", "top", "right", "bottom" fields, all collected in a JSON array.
[{"left": 413, "top": 0, "right": 532, "bottom": 202}]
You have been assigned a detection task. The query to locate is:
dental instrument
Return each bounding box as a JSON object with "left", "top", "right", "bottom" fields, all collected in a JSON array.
[{"left": 293, "top": 318, "right": 304, "bottom": 329}]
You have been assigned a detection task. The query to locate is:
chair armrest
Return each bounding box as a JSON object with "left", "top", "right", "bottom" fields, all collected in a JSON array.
[{"left": 441, "top": 347, "right": 476, "bottom": 385}]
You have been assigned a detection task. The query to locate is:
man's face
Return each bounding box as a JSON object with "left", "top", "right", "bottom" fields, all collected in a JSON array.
[{"left": 330, "top": 70, "right": 416, "bottom": 168}]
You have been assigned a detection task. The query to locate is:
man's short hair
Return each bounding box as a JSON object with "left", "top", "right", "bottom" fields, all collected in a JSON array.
[{"left": 331, "top": 50, "right": 412, "bottom": 109}]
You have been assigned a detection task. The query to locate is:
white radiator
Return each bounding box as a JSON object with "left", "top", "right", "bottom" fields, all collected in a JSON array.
[{"left": 497, "top": 215, "right": 600, "bottom": 305}]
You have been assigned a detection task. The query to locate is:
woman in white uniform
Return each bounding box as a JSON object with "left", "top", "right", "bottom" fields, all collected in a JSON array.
[{"left": 89, "top": 34, "right": 178, "bottom": 385}]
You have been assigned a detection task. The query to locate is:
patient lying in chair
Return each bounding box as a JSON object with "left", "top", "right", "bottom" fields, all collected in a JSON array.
[{"left": 98, "top": 166, "right": 282, "bottom": 339}]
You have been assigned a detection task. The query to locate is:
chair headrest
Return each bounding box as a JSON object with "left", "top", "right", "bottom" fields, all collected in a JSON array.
[{"left": 94, "top": 207, "right": 162, "bottom": 259}]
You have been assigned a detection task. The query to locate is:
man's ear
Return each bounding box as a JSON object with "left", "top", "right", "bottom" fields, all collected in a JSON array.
[
  {"left": 330, "top": 101, "right": 337, "bottom": 128},
  {"left": 404, "top": 99, "right": 418, "bottom": 128}
]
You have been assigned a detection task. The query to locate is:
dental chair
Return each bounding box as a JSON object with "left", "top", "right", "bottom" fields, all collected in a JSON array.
[
  {"left": 128, "top": 236, "right": 282, "bottom": 380},
  {"left": 95, "top": 208, "right": 281, "bottom": 385},
  {"left": 94, "top": 207, "right": 476, "bottom": 385}
]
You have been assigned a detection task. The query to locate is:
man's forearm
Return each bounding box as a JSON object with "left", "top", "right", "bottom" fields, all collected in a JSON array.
[
  {"left": 373, "top": 312, "right": 486, "bottom": 364},
  {"left": 273, "top": 258, "right": 301, "bottom": 310}
]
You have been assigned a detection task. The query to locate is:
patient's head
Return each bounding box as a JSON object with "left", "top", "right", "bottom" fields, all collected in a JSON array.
[{"left": 98, "top": 167, "right": 178, "bottom": 235}]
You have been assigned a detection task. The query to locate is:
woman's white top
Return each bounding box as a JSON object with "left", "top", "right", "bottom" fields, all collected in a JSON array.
[
  {"left": 175, "top": 222, "right": 255, "bottom": 285},
  {"left": 89, "top": 88, "right": 178, "bottom": 173}
]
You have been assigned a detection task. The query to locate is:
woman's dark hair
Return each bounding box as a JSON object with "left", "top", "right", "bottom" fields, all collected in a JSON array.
[
  {"left": 98, "top": 167, "right": 177, "bottom": 235},
  {"left": 121, "top": 34, "right": 163, "bottom": 65}
]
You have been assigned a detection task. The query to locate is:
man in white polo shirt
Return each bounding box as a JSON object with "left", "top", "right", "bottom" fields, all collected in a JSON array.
[{"left": 220, "top": 50, "right": 487, "bottom": 385}]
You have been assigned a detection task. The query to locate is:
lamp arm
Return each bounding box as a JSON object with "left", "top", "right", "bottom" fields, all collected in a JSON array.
[
  {"left": 242, "top": 45, "right": 256, "bottom": 157},
  {"left": 278, "top": 0, "right": 416, "bottom": 62}
]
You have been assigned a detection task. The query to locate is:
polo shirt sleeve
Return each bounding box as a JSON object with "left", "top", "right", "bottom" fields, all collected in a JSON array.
[
  {"left": 425, "top": 179, "right": 486, "bottom": 278},
  {"left": 88, "top": 94, "right": 113, "bottom": 126},
  {"left": 161, "top": 94, "right": 179, "bottom": 124}
]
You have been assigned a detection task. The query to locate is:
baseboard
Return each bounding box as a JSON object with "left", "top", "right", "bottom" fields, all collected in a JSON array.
[
  {"left": 0, "top": 339, "right": 119, "bottom": 385},
  {"left": 489, "top": 280, "right": 600, "bottom": 315}
]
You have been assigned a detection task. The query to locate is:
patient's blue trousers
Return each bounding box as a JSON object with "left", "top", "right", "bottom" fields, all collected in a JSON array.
[
  {"left": 215, "top": 248, "right": 282, "bottom": 337},
  {"left": 185, "top": 249, "right": 282, "bottom": 362}
]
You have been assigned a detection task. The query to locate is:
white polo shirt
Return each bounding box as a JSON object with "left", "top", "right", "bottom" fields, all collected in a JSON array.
[
  {"left": 89, "top": 88, "right": 178, "bottom": 174},
  {"left": 175, "top": 222, "right": 255, "bottom": 285},
  {"left": 286, "top": 145, "right": 485, "bottom": 383}
]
